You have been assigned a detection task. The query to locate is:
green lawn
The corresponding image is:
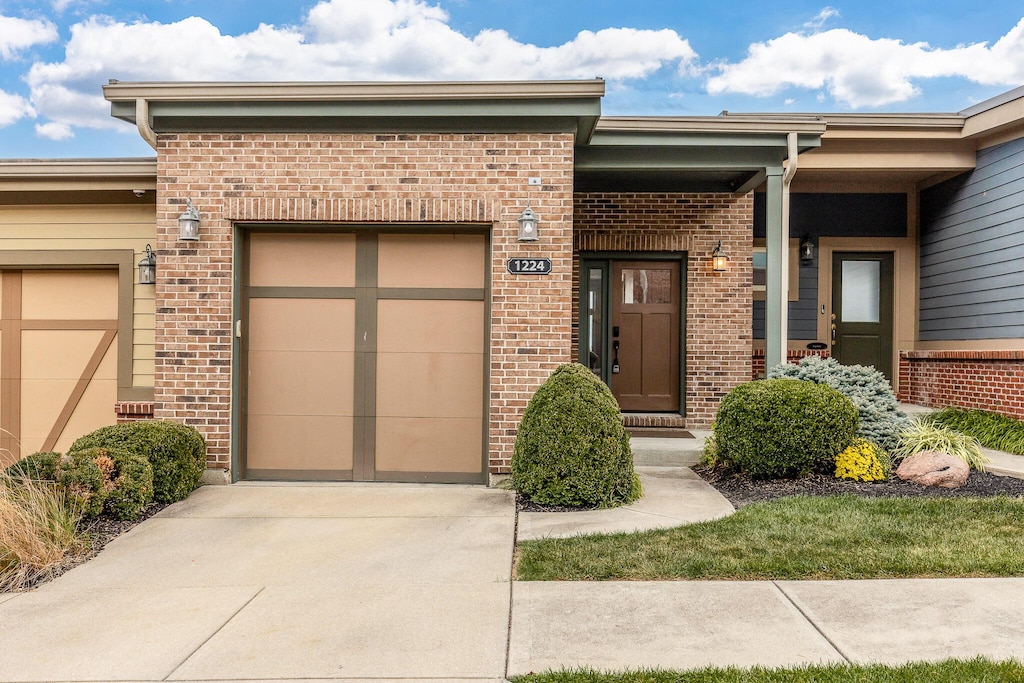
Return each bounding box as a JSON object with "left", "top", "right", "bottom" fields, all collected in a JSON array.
[
  {"left": 509, "top": 657, "right": 1024, "bottom": 683},
  {"left": 516, "top": 495, "right": 1024, "bottom": 581}
]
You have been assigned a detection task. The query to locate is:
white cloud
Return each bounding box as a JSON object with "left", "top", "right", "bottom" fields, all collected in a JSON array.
[
  {"left": 0, "top": 90, "right": 35, "bottom": 126},
  {"left": 707, "top": 19, "right": 1024, "bottom": 108},
  {"left": 0, "top": 15, "right": 59, "bottom": 59},
  {"left": 804, "top": 7, "right": 840, "bottom": 31},
  {"left": 22, "top": 0, "right": 695, "bottom": 136},
  {"left": 35, "top": 121, "right": 73, "bottom": 139}
]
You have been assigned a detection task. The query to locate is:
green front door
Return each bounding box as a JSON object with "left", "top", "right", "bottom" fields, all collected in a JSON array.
[{"left": 831, "top": 252, "right": 894, "bottom": 381}]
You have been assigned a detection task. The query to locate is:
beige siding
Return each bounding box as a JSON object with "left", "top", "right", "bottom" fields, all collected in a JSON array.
[{"left": 0, "top": 202, "right": 156, "bottom": 392}]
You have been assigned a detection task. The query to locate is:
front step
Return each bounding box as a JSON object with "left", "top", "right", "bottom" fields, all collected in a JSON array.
[{"left": 630, "top": 431, "right": 710, "bottom": 467}]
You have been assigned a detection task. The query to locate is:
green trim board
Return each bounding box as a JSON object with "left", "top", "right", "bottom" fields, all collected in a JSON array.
[{"left": 0, "top": 249, "right": 140, "bottom": 401}]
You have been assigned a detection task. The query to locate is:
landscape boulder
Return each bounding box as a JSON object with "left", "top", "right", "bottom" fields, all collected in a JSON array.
[{"left": 895, "top": 451, "right": 969, "bottom": 489}]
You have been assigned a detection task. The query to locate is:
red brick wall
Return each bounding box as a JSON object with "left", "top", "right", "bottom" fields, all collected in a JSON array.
[
  {"left": 751, "top": 348, "right": 830, "bottom": 379},
  {"left": 898, "top": 350, "right": 1024, "bottom": 419},
  {"left": 114, "top": 402, "right": 155, "bottom": 423},
  {"left": 156, "top": 132, "right": 575, "bottom": 474},
  {"left": 573, "top": 193, "right": 753, "bottom": 428}
]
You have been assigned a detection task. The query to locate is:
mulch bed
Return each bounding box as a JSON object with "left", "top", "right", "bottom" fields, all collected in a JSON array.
[{"left": 694, "top": 464, "right": 1024, "bottom": 509}]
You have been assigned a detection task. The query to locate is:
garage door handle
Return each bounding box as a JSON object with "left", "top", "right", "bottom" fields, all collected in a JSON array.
[{"left": 236, "top": 320, "right": 242, "bottom": 338}]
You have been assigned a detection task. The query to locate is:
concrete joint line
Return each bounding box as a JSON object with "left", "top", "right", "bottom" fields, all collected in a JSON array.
[
  {"left": 771, "top": 582, "right": 851, "bottom": 664},
  {"left": 163, "top": 586, "right": 266, "bottom": 681},
  {"left": 505, "top": 509, "right": 519, "bottom": 680}
]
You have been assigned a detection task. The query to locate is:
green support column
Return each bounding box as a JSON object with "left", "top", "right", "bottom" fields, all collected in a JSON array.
[{"left": 764, "top": 167, "right": 786, "bottom": 372}]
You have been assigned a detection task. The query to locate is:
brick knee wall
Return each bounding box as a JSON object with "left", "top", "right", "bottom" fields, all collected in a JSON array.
[
  {"left": 156, "top": 132, "right": 574, "bottom": 475},
  {"left": 751, "top": 348, "right": 830, "bottom": 379},
  {"left": 898, "top": 350, "right": 1024, "bottom": 419},
  {"left": 573, "top": 193, "right": 753, "bottom": 428},
  {"left": 115, "top": 401, "right": 155, "bottom": 423}
]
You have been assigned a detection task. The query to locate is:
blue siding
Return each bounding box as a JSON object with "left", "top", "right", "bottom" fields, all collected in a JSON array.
[
  {"left": 752, "top": 261, "right": 818, "bottom": 340},
  {"left": 920, "top": 137, "right": 1024, "bottom": 341}
]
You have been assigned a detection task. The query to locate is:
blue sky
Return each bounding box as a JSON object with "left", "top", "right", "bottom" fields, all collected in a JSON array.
[{"left": 1, "top": 0, "right": 1023, "bottom": 158}]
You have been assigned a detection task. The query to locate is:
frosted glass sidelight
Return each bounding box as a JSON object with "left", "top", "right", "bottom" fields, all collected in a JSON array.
[{"left": 842, "top": 260, "right": 880, "bottom": 323}]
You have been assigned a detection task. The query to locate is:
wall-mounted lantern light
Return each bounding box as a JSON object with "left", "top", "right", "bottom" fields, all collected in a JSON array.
[
  {"left": 800, "top": 236, "right": 815, "bottom": 264},
  {"left": 517, "top": 204, "right": 539, "bottom": 242},
  {"left": 138, "top": 244, "right": 156, "bottom": 284},
  {"left": 178, "top": 199, "right": 200, "bottom": 241},
  {"left": 711, "top": 240, "right": 729, "bottom": 272}
]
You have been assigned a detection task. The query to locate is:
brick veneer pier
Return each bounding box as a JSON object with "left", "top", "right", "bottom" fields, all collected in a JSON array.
[{"left": 898, "top": 350, "right": 1024, "bottom": 419}]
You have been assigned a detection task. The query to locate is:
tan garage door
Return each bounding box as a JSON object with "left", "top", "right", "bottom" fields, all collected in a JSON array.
[
  {"left": 0, "top": 270, "right": 118, "bottom": 466},
  {"left": 243, "top": 231, "right": 486, "bottom": 483}
]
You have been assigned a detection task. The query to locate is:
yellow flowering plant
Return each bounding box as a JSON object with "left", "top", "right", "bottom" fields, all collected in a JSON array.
[{"left": 834, "top": 438, "right": 889, "bottom": 482}]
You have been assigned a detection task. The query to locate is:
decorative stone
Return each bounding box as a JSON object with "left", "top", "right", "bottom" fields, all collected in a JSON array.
[{"left": 896, "top": 451, "right": 969, "bottom": 489}]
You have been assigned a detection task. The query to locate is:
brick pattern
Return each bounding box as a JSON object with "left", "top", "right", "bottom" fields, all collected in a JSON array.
[
  {"left": 114, "top": 402, "right": 155, "bottom": 423},
  {"left": 898, "top": 350, "right": 1024, "bottom": 419},
  {"left": 751, "top": 348, "right": 830, "bottom": 379},
  {"left": 573, "top": 193, "right": 753, "bottom": 428},
  {"left": 156, "top": 132, "right": 574, "bottom": 474}
]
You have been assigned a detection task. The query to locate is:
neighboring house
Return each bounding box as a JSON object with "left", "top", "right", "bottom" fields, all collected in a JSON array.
[{"left": 0, "top": 79, "right": 1021, "bottom": 484}]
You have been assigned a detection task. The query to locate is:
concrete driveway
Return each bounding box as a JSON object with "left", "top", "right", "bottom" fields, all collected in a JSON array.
[{"left": 0, "top": 483, "right": 515, "bottom": 682}]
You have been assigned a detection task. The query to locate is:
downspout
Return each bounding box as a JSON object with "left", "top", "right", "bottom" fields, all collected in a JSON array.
[
  {"left": 135, "top": 98, "right": 157, "bottom": 150},
  {"left": 778, "top": 132, "right": 799, "bottom": 366}
]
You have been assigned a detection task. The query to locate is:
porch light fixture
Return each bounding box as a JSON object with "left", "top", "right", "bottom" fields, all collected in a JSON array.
[
  {"left": 800, "top": 236, "right": 815, "bottom": 264},
  {"left": 177, "top": 199, "right": 200, "bottom": 241},
  {"left": 517, "top": 204, "right": 539, "bottom": 242},
  {"left": 138, "top": 244, "right": 156, "bottom": 285},
  {"left": 711, "top": 240, "right": 729, "bottom": 272}
]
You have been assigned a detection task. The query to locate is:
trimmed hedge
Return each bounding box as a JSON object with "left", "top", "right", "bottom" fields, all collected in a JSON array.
[
  {"left": 511, "top": 363, "right": 641, "bottom": 508},
  {"left": 714, "top": 378, "right": 859, "bottom": 479},
  {"left": 70, "top": 421, "right": 205, "bottom": 503},
  {"left": 70, "top": 447, "right": 154, "bottom": 520}
]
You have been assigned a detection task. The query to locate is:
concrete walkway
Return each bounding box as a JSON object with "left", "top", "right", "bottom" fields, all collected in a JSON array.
[{"left": 3, "top": 456, "right": 1024, "bottom": 681}]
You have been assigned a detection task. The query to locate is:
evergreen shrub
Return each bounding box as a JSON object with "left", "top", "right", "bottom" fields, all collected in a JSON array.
[
  {"left": 511, "top": 363, "right": 640, "bottom": 508},
  {"left": 714, "top": 378, "right": 858, "bottom": 479}
]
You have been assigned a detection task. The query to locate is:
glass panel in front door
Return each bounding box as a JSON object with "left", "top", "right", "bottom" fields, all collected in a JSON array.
[
  {"left": 586, "top": 268, "right": 603, "bottom": 376},
  {"left": 621, "top": 268, "right": 672, "bottom": 304},
  {"left": 841, "top": 260, "right": 880, "bottom": 323}
]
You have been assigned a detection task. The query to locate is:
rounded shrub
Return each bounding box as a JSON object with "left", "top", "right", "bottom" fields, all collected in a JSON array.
[
  {"left": 511, "top": 363, "right": 640, "bottom": 508},
  {"left": 768, "top": 356, "right": 910, "bottom": 452},
  {"left": 5, "top": 451, "right": 61, "bottom": 481},
  {"left": 714, "top": 378, "right": 858, "bottom": 479},
  {"left": 70, "top": 421, "right": 206, "bottom": 503},
  {"left": 70, "top": 447, "right": 154, "bottom": 520}
]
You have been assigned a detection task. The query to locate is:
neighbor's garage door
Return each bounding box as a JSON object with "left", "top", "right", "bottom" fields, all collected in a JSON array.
[
  {"left": 243, "top": 231, "right": 486, "bottom": 483},
  {"left": 0, "top": 270, "right": 118, "bottom": 466}
]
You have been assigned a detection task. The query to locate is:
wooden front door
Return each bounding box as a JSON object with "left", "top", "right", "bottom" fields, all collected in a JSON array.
[
  {"left": 610, "top": 261, "right": 680, "bottom": 411},
  {"left": 831, "top": 252, "right": 894, "bottom": 381}
]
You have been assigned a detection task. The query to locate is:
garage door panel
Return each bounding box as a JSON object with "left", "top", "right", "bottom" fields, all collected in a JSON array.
[
  {"left": 376, "top": 352, "right": 483, "bottom": 419},
  {"left": 21, "top": 271, "right": 117, "bottom": 319},
  {"left": 248, "top": 299, "right": 354, "bottom": 352},
  {"left": 377, "top": 300, "right": 483, "bottom": 354},
  {"left": 377, "top": 234, "right": 486, "bottom": 289},
  {"left": 21, "top": 330, "right": 115, "bottom": 380},
  {"left": 375, "top": 417, "right": 483, "bottom": 474},
  {"left": 247, "top": 351, "right": 354, "bottom": 416},
  {"left": 20, "top": 378, "right": 78, "bottom": 453},
  {"left": 52, "top": 377, "right": 118, "bottom": 454},
  {"left": 247, "top": 415, "right": 354, "bottom": 472},
  {"left": 250, "top": 233, "right": 356, "bottom": 287}
]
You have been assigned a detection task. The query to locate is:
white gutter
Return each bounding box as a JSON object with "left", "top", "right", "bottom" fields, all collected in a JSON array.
[{"left": 135, "top": 98, "right": 157, "bottom": 150}]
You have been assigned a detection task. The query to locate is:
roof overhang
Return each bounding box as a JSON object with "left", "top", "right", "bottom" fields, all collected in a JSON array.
[
  {"left": 0, "top": 158, "right": 157, "bottom": 199},
  {"left": 103, "top": 80, "right": 605, "bottom": 143},
  {"left": 575, "top": 116, "right": 825, "bottom": 193}
]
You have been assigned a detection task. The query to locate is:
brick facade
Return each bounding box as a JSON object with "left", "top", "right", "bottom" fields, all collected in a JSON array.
[
  {"left": 898, "top": 350, "right": 1024, "bottom": 419},
  {"left": 155, "top": 132, "right": 575, "bottom": 475},
  {"left": 573, "top": 193, "right": 753, "bottom": 428}
]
